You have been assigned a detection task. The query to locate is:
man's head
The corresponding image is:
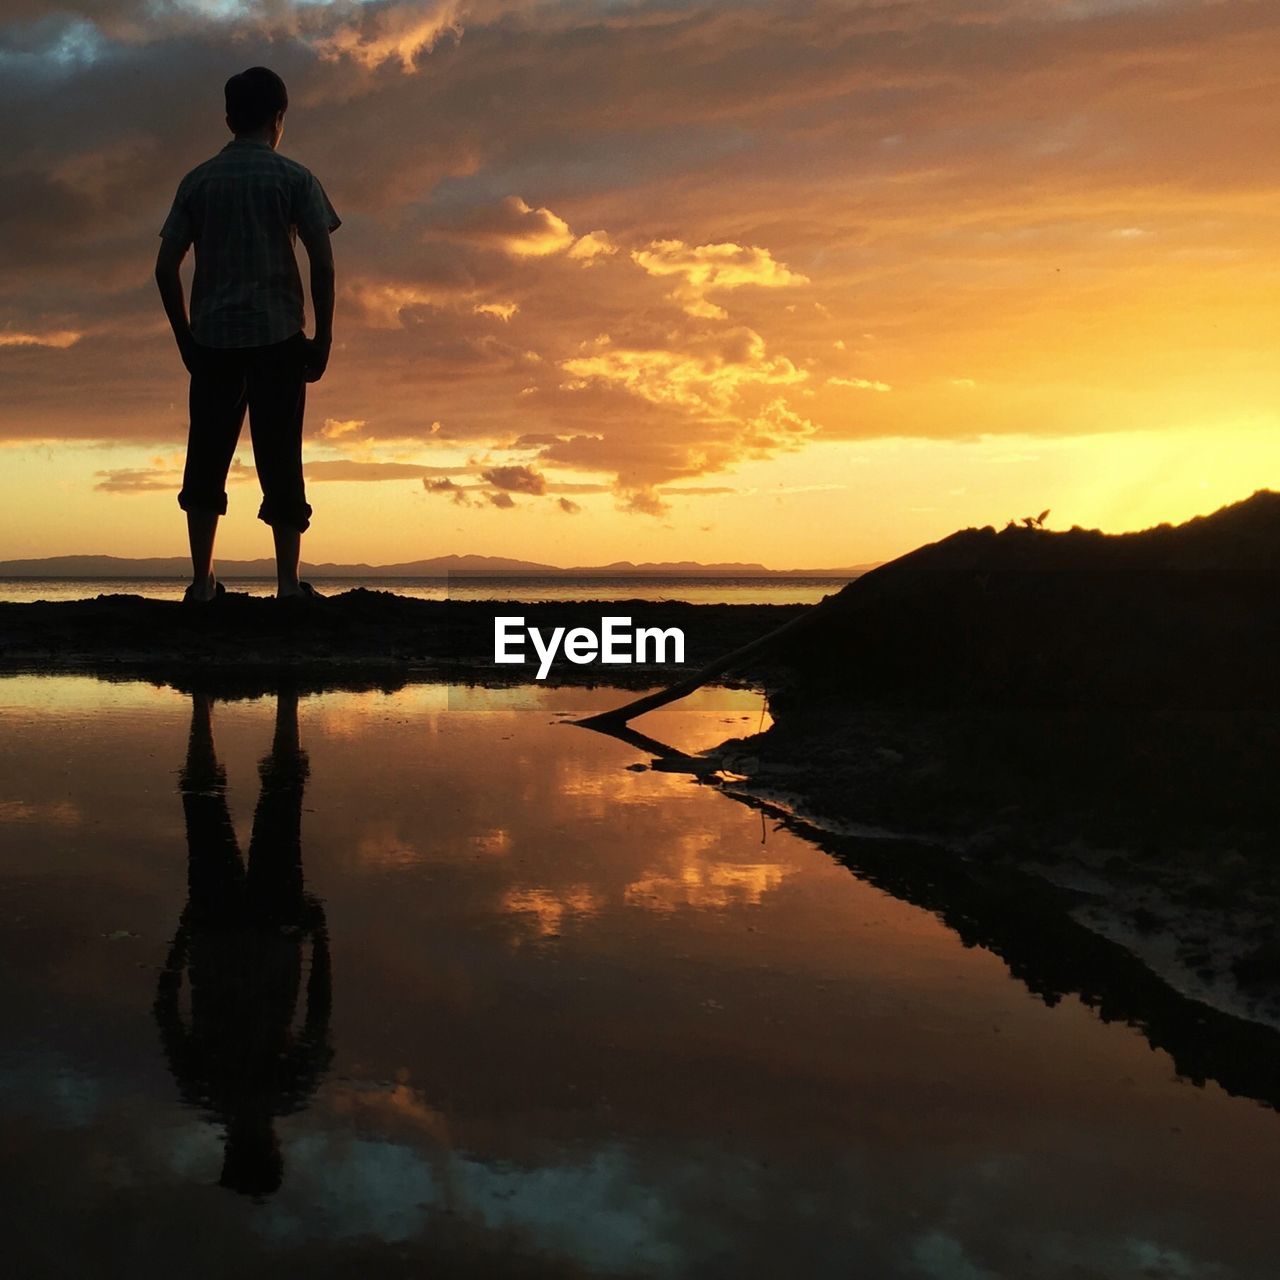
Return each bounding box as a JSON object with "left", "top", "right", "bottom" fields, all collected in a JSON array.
[{"left": 225, "top": 67, "right": 288, "bottom": 147}]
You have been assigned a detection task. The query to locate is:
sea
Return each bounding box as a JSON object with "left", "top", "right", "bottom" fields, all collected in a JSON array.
[{"left": 0, "top": 573, "right": 858, "bottom": 606}]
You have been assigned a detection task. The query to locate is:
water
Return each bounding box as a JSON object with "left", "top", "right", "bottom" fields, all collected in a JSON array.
[
  {"left": 2, "top": 673, "right": 1279, "bottom": 1278},
  {"left": 0, "top": 574, "right": 855, "bottom": 606}
]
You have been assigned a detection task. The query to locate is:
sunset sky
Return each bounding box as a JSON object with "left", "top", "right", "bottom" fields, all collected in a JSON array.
[{"left": 2, "top": 0, "right": 1279, "bottom": 568}]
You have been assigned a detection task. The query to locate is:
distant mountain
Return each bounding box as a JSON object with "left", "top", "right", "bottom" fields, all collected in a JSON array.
[{"left": 0, "top": 553, "right": 875, "bottom": 579}]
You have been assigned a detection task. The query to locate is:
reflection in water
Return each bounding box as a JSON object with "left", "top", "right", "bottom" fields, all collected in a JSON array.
[
  {"left": 583, "top": 713, "right": 1280, "bottom": 1114},
  {"left": 153, "top": 687, "right": 331, "bottom": 1196},
  {"left": 4, "top": 677, "right": 1280, "bottom": 1276}
]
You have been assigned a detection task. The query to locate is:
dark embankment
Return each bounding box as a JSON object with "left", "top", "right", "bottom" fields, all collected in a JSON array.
[
  {"left": 713, "top": 491, "right": 1280, "bottom": 1024},
  {"left": 0, "top": 589, "right": 804, "bottom": 689}
]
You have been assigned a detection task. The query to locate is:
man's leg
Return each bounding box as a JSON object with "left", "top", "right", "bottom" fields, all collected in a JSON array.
[
  {"left": 187, "top": 510, "right": 220, "bottom": 602},
  {"left": 272, "top": 524, "right": 301, "bottom": 597},
  {"left": 180, "top": 346, "right": 248, "bottom": 599},
  {"left": 246, "top": 336, "right": 312, "bottom": 598}
]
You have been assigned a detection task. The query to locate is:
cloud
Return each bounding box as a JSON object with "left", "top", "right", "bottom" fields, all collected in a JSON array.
[
  {"left": 617, "top": 487, "right": 669, "bottom": 517},
  {"left": 424, "top": 475, "right": 475, "bottom": 505},
  {"left": 556, "top": 496, "right": 581, "bottom": 514},
  {"left": 308, "top": 461, "right": 468, "bottom": 482},
  {"left": 474, "top": 301, "right": 518, "bottom": 321},
  {"left": 657, "top": 486, "right": 738, "bottom": 496},
  {"left": 486, "top": 490, "right": 515, "bottom": 509},
  {"left": 321, "top": 418, "right": 366, "bottom": 439},
  {"left": 429, "top": 196, "right": 575, "bottom": 258},
  {"left": 740, "top": 398, "right": 818, "bottom": 454},
  {"left": 510, "top": 432, "right": 567, "bottom": 448},
  {"left": 828, "top": 376, "right": 892, "bottom": 392},
  {"left": 93, "top": 467, "right": 180, "bottom": 493},
  {"left": 312, "top": 1, "right": 466, "bottom": 72},
  {"left": 348, "top": 283, "right": 448, "bottom": 330},
  {"left": 568, "top": 231, "right": 617, "bottom": 265},
  {"left": 560, "top": 328, "right": 808, "bottom": 416},
  {"left": 0, "top": 329, "right": 80, "bottom": 348},
  {"left": 480, "top": 463, "right": 547, "bottom": 495},
  {"left": 631, "top": 240, "right": 808, "bottom": 319},
  {"left": 94, "top": 457, "right": 259, "bottom": 493}
]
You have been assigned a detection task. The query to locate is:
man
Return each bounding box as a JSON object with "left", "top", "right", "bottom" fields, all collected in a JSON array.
[{"left": 156, "top": 66, "right": 339, "bottom": 602}]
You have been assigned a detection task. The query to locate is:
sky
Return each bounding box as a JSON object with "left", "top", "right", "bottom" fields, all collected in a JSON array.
[{"left": 1, "top": 0, "right": 1279, "bottom": 568}]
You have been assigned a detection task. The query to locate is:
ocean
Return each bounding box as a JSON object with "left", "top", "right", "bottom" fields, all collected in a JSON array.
[{"left": 0, "top": 573, "right": 858, "bottom": 607}]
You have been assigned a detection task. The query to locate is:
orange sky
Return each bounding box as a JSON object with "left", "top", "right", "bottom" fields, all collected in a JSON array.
[{"left": 1, "top": 0, "right": 1279, "bottom": 567}]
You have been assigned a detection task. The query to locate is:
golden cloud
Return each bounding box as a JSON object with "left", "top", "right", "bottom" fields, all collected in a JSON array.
[
  {"left": 314, "top": 0, "right": 465, "bottom": 72},
  {"left": 308, "top": 461, "right": 468, "bottom": 482},
  {"left": 617, "top": 487, "right": 668, "bottom": 517},
  {"left": 740, "top": 397, "right": 819, "bottom": 455},
  {"left": 559, "top": 328, "right": 808, "bottom": 416},
  {"left": 631, "top": 239, "right": 809, "bottom": 319},
  {"left": 474, "top": 301, "right": 519, "bottom": 321},
  {"left": 347, "top": 282, "right": 447, "bottom": 329},
  {"left": 431, "top": 195, "right": 575, "bottom": 258},
  {"left": 321, "top": 418, "right": 366, "bottom": 439},
  {"left": 567, "top": 230, "right": 618, "bottom": 265},
  {"left": 0, "top": 330, "right": 81, "bottom": 349},
  {"left": 828, "top": 376, "right": 892, "bottom": 393}
]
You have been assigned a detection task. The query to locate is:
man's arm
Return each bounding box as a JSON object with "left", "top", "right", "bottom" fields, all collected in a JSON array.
[
  {"left": 155, "top": 238, "right": 198, "bottom": 373},
  {"left": 297, "top": 222, "right": 335, "bottom": 383}
]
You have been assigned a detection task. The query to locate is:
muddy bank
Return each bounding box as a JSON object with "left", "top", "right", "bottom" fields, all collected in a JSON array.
[
  {"left": 0, "top": 589, "right": 803, "bottom": 688},
  {"left": 710, "top": 492, "right": 1280, "bottom": 1028}
]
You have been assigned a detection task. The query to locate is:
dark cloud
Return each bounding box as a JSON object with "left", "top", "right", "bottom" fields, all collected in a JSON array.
[
  {"left": 556, "top": 496, "right": 581, "bottom": 514},
  {"left": 423, "top": 475, "right": 474, "bottom": 505},
  {"left": 486, "top": 490, "right": 515, "bottom": 509},
  {"left": 480, "top": 463, "right": 545, "bottom": 495}
]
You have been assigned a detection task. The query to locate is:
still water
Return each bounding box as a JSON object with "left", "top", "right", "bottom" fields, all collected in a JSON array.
[
  {"left": 2, "top": 675, "right": 1278, "bottom": 1278},
  {"left": 0, "top": 574, "right": 853, "bottom": 606}
]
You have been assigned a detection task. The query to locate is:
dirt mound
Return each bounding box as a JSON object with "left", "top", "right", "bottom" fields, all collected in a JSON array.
[{"left": 770, "top": 489, "right": 1280, "bottom": 716}]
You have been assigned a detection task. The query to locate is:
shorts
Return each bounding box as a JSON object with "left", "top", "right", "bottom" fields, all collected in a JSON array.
[{"left": 178, "top": 332, "right": 313, "bottom": 533}]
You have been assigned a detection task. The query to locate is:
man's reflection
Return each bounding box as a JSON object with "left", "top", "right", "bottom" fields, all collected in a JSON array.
[{"left": 154, "top": 686, "right": 331, "bottom": 1196}]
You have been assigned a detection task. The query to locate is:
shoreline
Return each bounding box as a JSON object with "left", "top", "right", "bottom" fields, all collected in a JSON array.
[{"left": 0, "top": 589, "right": 804, "bottom": 684}]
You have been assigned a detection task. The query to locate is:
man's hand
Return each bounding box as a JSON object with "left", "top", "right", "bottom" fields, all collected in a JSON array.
[
  {"left": 303, "top": 336, "right": 331, "bottom": 384},
  {"left": 177, "top": 331, "right": 201, "bottom": 376}
]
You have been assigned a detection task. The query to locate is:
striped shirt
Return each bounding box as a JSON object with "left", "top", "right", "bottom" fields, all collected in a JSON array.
[{"left": 160, "top": 139, "right": 340, "bottom": 349}]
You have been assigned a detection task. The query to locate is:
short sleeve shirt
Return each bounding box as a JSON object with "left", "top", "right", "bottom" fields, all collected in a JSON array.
[{"left": 160, "top": 140, "right": 340, "bottom": 349}]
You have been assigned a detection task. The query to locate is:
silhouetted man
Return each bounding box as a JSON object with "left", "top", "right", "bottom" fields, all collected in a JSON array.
[{"left": 156, "top": 67, "right": 339, "bottom": 602}]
